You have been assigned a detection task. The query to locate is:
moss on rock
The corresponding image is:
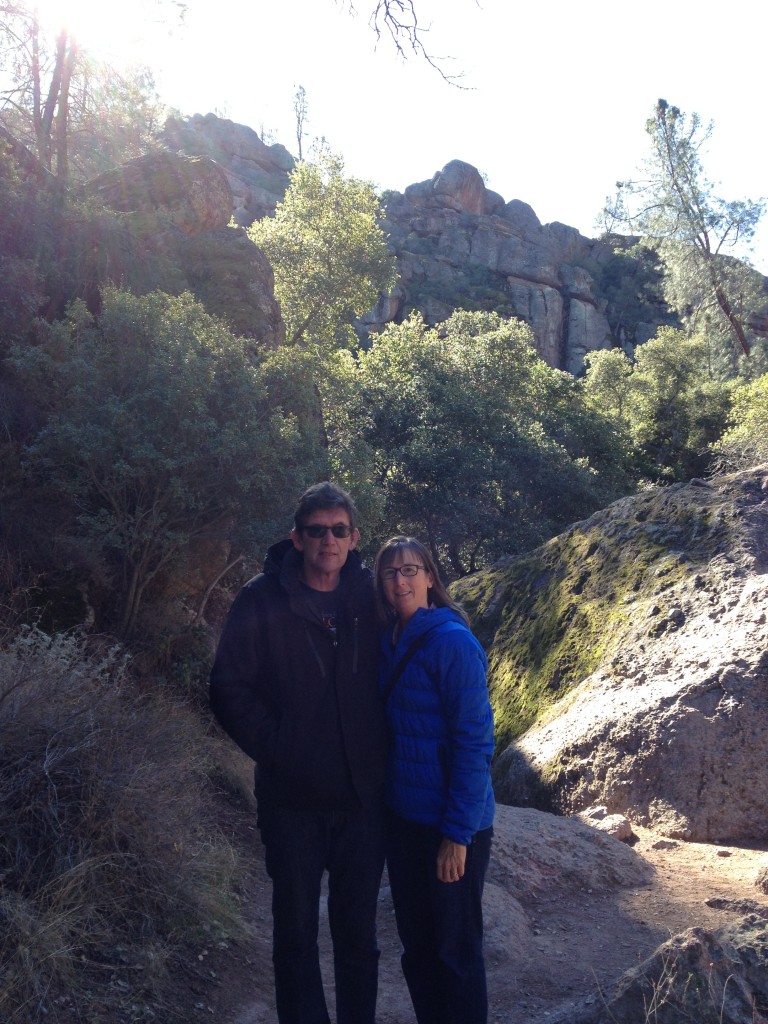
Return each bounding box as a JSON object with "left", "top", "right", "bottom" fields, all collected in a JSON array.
[{"left": 452, "top": 473, "right": 766, "bottom": 756}]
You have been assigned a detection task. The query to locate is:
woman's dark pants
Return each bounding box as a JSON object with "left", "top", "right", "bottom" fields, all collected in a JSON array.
[
  {"left": 386, "top": 815, "right": 493, "bottom": 1024},
  {"left": 258, "top": 803, "right": 386, "bottom": 1024}
]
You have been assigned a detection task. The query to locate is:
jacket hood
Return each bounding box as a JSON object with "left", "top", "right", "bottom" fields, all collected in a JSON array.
[
  {"left": 394, "top": 606, "right": 474, "bottom": 647},
  {"left": 263, "top": 538, "right": 297, "bottom": 577}
]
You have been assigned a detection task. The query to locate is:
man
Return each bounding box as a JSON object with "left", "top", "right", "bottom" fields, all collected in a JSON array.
[{"left": 209, "top": 481, "right": 387, "bottom": 1024}]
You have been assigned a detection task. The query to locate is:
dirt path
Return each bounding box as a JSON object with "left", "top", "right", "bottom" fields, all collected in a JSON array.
[
  {"left": 194, "top": 805, "right": 768, "bottom": 1024},
  {"left": 500, "top": 825, "right": 768, "bottom": 1023}
]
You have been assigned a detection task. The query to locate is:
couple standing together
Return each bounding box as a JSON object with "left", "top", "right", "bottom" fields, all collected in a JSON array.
[{"left": 209, "top": 481, "right": 495, "bottom": 1024}]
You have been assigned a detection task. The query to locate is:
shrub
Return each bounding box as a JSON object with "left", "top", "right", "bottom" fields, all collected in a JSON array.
[
  {"left": 710, "top": 373, "right": 768, "bottom": 473},
  {"left": 0, "top": 627, "right": 238, "bottom": 1022}
]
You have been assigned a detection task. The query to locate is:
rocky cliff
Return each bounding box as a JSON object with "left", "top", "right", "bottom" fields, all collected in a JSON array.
[
  {"left": 83, "top": 147, "right": 285, "bottom": 346},
  {"left": 373, "top": 159, "right": 615, "bottom": 372},
  {"left": 163, "top": 115, "right": 619, "bottom": 371},
  {"left": 161, "top": 113, "right": 295, "bottom": 225}
]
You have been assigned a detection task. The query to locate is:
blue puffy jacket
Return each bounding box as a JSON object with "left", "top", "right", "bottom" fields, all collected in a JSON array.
[{"left": 380, "top": 606, "right": 495, "bottom": 845}]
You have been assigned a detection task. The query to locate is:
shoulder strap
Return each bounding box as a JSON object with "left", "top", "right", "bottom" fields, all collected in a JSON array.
[{"left": 382, "top": 627, "right": 438, "bottom": 705}]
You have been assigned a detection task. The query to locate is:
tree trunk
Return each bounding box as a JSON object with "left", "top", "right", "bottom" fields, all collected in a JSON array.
[
  {"left": 194, "top": 554, "right": 245, "bottom": 622},
  {"left": 39, "top": 30, "right": 67, "bottom": 169},
  {"left": 712, "top": 283, "right": 751, "bottom": 357},
  {"left": 54, "top": 35, "right": 78, "bottom": 182}
]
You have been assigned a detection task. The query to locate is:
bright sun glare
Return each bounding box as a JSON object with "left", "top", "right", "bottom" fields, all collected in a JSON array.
[{"left": 32, "top": 0, "right": 163, "bottom": 68}]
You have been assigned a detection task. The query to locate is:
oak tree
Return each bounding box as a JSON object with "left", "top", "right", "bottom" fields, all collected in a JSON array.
[
  {"left": 353, "top": 310, "right": 629, "bottom": 575},
  {"left": 9, "top": 288, "right": 322, "bottom": 638},
  {"left": 248, "top": 151, "right": 396, "bottom": 349}
]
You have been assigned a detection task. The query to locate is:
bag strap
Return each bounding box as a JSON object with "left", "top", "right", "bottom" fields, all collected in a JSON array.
[{"left": 382, "top": 628, "right": 437, "bottom": 705}]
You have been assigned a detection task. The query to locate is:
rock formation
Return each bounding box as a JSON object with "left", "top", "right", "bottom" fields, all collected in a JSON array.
[
  {"left": 163, "top": 116, "right": 619, "bottom": 371},
  {"left": 454, "top": 466, "right": 768, "bottom": 843},
  {"left": 85, "top": 116, "right": 765, "bottom": 372},
  {"left": 577, "top": 916, "right": 768, "bottom": 1024},
  {"left": 83, "top": 149, "right": 284, "bottom": 346},
  {"left": 84, "top": 151, "right": 234, "bottom": 235},
  {"left": 376, "top": 159, "right": 614, "bottom": 372},
  {"left": 162, "top": 113, "right": 294, "bottom": 225}
]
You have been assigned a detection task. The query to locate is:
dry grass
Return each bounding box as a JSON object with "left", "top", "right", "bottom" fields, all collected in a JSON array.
[{"left": 0, "top": 626, "right": 240, "bottom": 1022}]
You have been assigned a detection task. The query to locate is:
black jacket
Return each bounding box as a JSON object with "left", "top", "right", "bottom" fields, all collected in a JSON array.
[{"left": 209, "top": 540, "right": 386, "bottom": 811}]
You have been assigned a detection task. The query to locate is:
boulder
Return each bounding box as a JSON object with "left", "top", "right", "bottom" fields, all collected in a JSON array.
[
  {"left": 456, "top": 466, "right": 768, "bottom": 843},
  {"left": 162, "top": 113, "right": 293, "bottom": 224},
  {"left": 489, "top": 803, "right": 652, "bottom": 902},
  {"left": 84, "top": 151, "right": 233, "bottom": 235},
  {"left": 480, "top": 802, "right": 654, "bottom": 976},
  {"left": 597, "top": 916, "right": 768, "bottom": 1024},
  {"left": 432, "top": 159, "right": 487, "bottom": 215},
  {"left": 173, "top": 227, "right": 284, "bottom": 346}
]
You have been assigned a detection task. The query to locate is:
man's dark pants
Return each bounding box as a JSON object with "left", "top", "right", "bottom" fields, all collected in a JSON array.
[
  {"left": 258, "top": 802, "right": 386, "bottom": 1024},
  {"left": 386, "top": 814, "right": 493, "bottom": 1024}
]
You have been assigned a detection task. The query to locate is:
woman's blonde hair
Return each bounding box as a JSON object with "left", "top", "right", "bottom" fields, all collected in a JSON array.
[{"left": 373, "top": 535, "right": 468, "bottom": 626}]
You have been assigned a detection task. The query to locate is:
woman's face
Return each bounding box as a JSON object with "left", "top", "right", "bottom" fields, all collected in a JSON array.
[{"left": 380, "top": 548, "right": 433, "bottom": 626}]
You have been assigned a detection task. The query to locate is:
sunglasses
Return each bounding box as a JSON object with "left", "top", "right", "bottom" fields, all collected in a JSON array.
[{"left": 301, "top": 523, "right": 354, "bottom": 539}]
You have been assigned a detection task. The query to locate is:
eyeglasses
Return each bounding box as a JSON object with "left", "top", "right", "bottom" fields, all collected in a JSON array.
[
  {"left": 380, "top": 564, "right": 426, "bottom": 581},
  {"left": 301, "top": 523, "right": 354, "bottom": 539}
]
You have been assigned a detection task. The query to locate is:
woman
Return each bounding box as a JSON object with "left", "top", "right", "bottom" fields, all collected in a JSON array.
[{"left": 374, "top": 536, "right": 495, "bottom": 1024}]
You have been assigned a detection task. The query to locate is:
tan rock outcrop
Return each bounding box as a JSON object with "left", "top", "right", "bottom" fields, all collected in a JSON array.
[
  {"left": 83, "top": 146, "right": 284, "bottom": 346},
  {"left": 162, "top": 113, "right": 293, "bottom": 224}
]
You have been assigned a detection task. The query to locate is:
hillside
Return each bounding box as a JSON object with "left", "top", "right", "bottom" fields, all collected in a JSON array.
[{"left": 163, "top": 113, "right": 669, "bottom": 371}]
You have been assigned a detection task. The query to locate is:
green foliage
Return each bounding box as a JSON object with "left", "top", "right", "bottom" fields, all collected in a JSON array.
[
  {"left": 351, "top": 310, "right": 632, "bottom": 575},
  {"left": 711, "top": 373, "right": 768, "bottom": 471},
  {"left": 7, "top": 288, "right": 323, "bottom": 638},
  {"left": 248, "top": 152, "right": 396, "bottom": 348},
  {"left": 585, "top": 330, "right": 734, "bottom": 481},
  {"left": 0, "top": 626, "right": 240, "bottom": 1022},
  {"left": 316, "top": 345, "right": 387, "bottom": 543},
  {"left": 604, "top": 99, "right": 766, "bottom": 361},
  {"left": 630, "top": 329, "right": 732, "bottom": 478},
  {"left": 583, "top": 347, "right": 635, "bottom": 420},
  {"left": 0, "top": 144, "right": 186, "bottom": 332},
  {"left": 592, "top": 242, "right": 671, "bottom": 345}
]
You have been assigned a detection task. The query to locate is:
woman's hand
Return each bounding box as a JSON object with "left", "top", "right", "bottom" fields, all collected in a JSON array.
[{"left": 437, "top": 837, "right": 467, "bottom": 883}]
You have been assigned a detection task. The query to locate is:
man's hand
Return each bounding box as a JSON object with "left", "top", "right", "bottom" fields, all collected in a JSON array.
[{"left": 437, "top": 837, "right": 467, "bottom": 883}]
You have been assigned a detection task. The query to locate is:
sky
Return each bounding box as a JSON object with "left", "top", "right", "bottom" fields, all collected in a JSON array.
[{"left": 32, "top": 0, "right": 768, "bottom": 272}]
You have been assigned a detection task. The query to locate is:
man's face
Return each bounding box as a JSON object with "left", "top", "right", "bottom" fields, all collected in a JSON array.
[{"left": 291, "top": 507, "right": 359, "bottom": 588}]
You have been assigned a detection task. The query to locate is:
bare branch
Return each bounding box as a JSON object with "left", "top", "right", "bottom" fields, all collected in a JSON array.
[{"left": 341, "top": 0, "right": 469, "bottom": 87}]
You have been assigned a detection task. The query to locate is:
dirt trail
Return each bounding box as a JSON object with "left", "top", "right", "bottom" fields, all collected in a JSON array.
[{"left": 195, "top": 805, "right": 768, "bottom": 1024}]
